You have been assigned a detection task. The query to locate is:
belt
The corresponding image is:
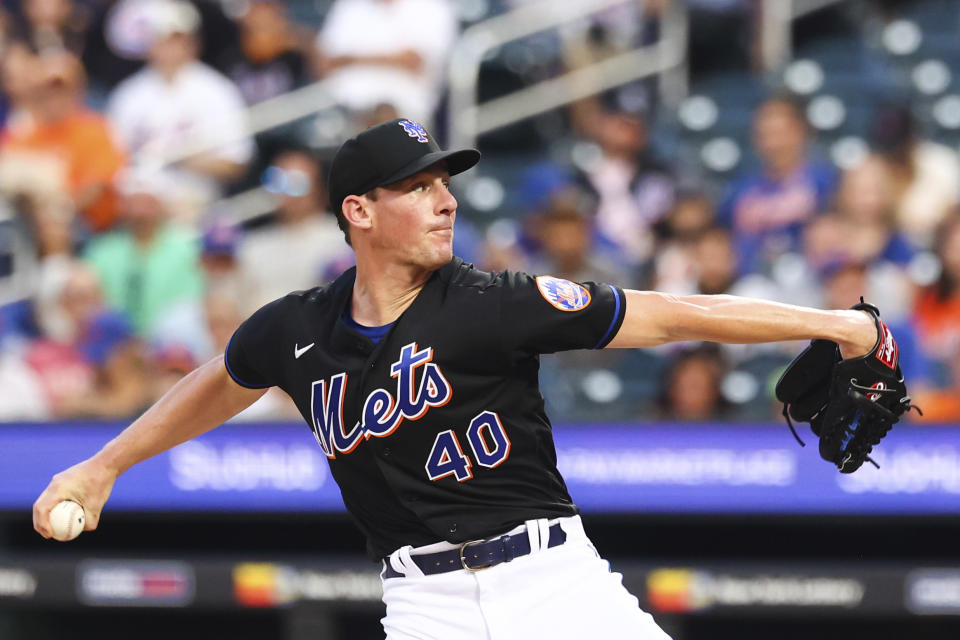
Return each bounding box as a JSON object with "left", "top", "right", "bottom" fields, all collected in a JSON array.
[{"left": 382, "top": 522, "right": 567, "bottom": 579}]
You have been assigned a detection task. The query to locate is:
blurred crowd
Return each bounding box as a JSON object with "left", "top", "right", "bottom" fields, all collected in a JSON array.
[{"left": 0, "top": 0, "right": 956, "bottom": 426}]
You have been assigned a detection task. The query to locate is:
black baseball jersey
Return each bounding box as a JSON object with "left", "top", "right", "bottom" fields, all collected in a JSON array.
[{"left": 225, "top": 257, "right": 626, "bottom": 560}]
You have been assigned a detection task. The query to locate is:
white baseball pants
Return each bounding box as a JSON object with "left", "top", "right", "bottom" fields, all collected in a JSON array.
[{"left": 380, "top": 515, "right": 673, "bottom": 640}]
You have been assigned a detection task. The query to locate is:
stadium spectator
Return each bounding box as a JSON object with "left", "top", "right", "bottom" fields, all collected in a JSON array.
[
  {"left": 149, "top": 275, "right": 299, "bottom": 419},
  {"left": 83, "top": 169, "right": 203, "bottom": 336},
  {"left": 150, "top": 222, "right": 242, "bottom": 362},
  {"left": 314, "top": 0, "right": 458, "bottom": 126},
  {"left": 477, "top": 219, "right": 533, "bottom": 275},
  {"left": 0, "top": 50, "right": 125, "bottom": 233},
  {"left": 146, "top": 342, "right": 197, "bottom": 405},
  {"left": 15, "top": 0, "right": 87, "bottom": 56},
  {"left": 662, "top": 227, "right": 779, "bottom": 302},
  {"left": 799, "top": 157, "right": 915, "bottom": 322},
  {"left": 908, "top": 350, "right": 960, "bottom": 424},
  {"left": 0, "top": 260, "right": 49, "bottom": 420},
  {"left": 527, "top": 187, "right": 632, "bottom": 287},
  {"left": 656, "top": 190, "right": 717, "bottom": 244},
  {"left": 0, "top": 347, "right": 48, "bottom": 419},
  {"left": 650, "top": 191, "right": 717, "bottom": 293},
  {"left": 106, "top": 0, "right": 253, "bottom": 223},
  {"left": 657, "top": 227, "right": 787, "bottom": 368},
  {"left": 199, "top": 217, "right": 242, "bottom": 288},
  {"left": 26, "top": 260, "right": 146, "bottom": 419},
  {"left": 82, "top": 0, "right": 240, "bottom": 91},
  {"left": 506, "top": 170, "right": 640, "bottom": 422},
  {"left": 870, "top": 103, "right": 960, "bottom": 249},
  {"left": 151, "top": 278, "right": 240, "bottom": 380},
  {"left": 562, "top": 1, "right": 659, "bottom": 130},
  {"left": 236, "top": 147, "right": 352, "bottom": 314},
  {"left": 575, "top": 87, "right": 675, "bottom": 265},
  {"left": 719, "top": 96, "right": 837, "bottom": 275},
  {"left": 833, "top": 156, "right": 914, "bottom": 267},
  {"left": 912, "top": 214, "right": 960, "bottom": 385},
  {"left": 658, "top": 345, "right": 730, "bottom": 421},
  {"left": 821, "top": 260, "right": 929, "bottom": 386},
  {"left": 0, "top": 39, "right": 37, "bottom": 130},
  {"left": 20, "top": 190, "right": 75, "bottom": 272},
  {"left": 220, "top": 0, "right": 310, "bottom": 106}
]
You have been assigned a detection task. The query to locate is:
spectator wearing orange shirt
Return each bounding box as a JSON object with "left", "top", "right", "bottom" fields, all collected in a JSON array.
[
  {"left": 909, "top": 351, "right": 960, "bottom": 423},
  {"left": 912, "top": 214, "right": 960, "bottom": 386},
  {"left": 0, "top": 50, "right": 125, "bottom": 232}
]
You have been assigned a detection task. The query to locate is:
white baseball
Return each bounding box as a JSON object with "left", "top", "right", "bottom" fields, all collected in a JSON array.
[{"left": 49, "top": 500, "right": 85, "bottom": 541}]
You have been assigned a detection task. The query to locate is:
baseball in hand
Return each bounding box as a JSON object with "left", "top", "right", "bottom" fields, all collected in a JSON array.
[{"left": 49, "top": 500, "right": 85, "bottom": 541}]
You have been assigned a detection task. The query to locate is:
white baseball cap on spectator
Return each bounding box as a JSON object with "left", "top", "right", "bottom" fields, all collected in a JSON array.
[
  {"left": 149, "top": 0, "right": 201, "bottom": 40},
  {"left": 115, "top": 165, "right": 175, "bottom": 198},
  {"left": 114, "top": 166, "right": 179, "bottom": 222}
]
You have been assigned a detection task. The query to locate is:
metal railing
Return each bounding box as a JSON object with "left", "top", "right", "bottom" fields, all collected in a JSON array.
[
  {"left": 447, "top": 0, "right": 689, "bottom": 150},
  {"left": 2, "top": 0, "right": 693, "bottom": 302},
  {"left": 145, "top": 82, "right": 339, "bottom": 170},
  {"left": 760, "top": 0, "right": 850, "bottom": 72},
  {"left": 209, "top": 0, "right": 690, "bottom": 222}
]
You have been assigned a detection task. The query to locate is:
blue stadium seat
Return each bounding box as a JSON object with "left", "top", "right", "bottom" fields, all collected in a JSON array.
[
  {"left": 795, "top": 37, "right": 874, "bottom": 75},
  {"left": 689, "top": 71, "right": 768, "bottom": 110},
  {"left": 726, "top": 353, "right": 793, "bottom": 422},
  {"left": 897, "top": 0, "right": 960, "bottom": 36}
]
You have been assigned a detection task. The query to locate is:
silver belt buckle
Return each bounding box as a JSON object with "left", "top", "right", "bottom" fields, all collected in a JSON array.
[{"left": 459, "top": 539, "right": 492, "bottom": 572}]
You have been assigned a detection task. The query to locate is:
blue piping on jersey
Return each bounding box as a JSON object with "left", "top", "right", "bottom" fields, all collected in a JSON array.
[
  {"left": 592, "top": 285, "right": 622, "bottom": 349},
  {"left": 223, "top": 334, "right": 273, "bottom": 389}
]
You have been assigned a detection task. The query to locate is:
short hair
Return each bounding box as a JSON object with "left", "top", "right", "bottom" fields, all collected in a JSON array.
[
  {"left": 268, "top": 143, "right": 320, "bottom": 166},
  {"left": 756, "top": 94, "right": 808, "bottom": 128}
]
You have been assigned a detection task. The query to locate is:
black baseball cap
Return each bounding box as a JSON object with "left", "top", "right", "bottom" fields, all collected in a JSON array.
[{"left": 328, "top": 118, "right": 480, "bottom": 214}]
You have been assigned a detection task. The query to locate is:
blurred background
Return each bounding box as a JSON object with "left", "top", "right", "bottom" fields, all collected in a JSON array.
[{"left": 0, "top": 0, "right": 959, "bottom": 637}]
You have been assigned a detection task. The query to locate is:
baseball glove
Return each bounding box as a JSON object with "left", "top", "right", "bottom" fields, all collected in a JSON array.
[{"left": 775, "top": 299, "right": 920, "bottom": 473}]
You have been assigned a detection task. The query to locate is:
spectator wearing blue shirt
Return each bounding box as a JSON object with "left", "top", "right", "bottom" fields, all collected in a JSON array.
[
  {"left": 834, "top": 156, "right": 914, "bottom": 267},
  {"left": 719, "top": 96, "right": 837, "bottom": 275},
  {"left": 802, "top": 156, "right": 916, "bottom": 322}
]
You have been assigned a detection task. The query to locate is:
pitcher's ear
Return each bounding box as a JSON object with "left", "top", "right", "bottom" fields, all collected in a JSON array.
[{"left": 342, "top": 194, "right": 373, "bottom": 232}]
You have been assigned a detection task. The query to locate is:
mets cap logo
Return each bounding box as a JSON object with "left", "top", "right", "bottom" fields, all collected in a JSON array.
[
  {"left": 536, "top": 275, "right": 591, "bottom": 312},
  {"left": 398, "top": 119, "right": 429, "bottom": 143}
]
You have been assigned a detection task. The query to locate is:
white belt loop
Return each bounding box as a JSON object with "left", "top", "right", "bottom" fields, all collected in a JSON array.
[
  {"left": 397, "top": 545, "right": 425, "bottom": 578},
  {"left": 388, "top": 545, "right": 426, "bottom": 578},
  {"left": 388, "top": 549, "right": 406, "bottom": 576},
  {"left": 524, "top": 519, "right": 541, "bottom": 555},
  {"left": 537, "top": 519, "right": 551, "bottom": 552}
]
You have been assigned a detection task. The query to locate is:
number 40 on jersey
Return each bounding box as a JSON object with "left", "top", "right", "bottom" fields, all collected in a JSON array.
[{"left": 426, "top": 411, "right": 511, "bottom": 482}]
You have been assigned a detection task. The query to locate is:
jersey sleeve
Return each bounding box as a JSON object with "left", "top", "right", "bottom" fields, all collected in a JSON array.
[
  {"left": 224, "top": 298, "right": 287, "bottom": 389},
  {"left": 499, "top": 271, "right": 626, "bottom": 355}
]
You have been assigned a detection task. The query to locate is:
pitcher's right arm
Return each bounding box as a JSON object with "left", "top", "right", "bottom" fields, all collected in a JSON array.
[{"left": 33, "top": 355, "right": 267, "bottom": 538}]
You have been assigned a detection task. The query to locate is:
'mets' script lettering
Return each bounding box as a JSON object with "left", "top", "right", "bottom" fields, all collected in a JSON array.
[{"left": 309, "top": 343, "right": 452, "bottom": 458}]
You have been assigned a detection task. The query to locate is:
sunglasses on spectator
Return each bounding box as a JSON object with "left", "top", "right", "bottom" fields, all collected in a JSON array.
[{"left": 261, "top": 166, "right": 311, "bottom": 197}]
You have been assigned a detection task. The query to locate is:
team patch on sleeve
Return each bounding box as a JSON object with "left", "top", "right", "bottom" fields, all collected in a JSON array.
[{"left": 535, "top": 276, "right": 592, "bottom": 312}]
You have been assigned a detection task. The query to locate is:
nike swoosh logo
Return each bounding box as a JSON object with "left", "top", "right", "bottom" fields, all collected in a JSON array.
[{"left": 294, "top": 343, "right": 315, "bottom": 359}]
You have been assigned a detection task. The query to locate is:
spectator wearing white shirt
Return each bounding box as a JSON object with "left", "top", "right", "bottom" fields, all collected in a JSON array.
[
  {"left": 870, "top": 103, "right": 960, "bottom": 250},
  {"left": 106, "top": 0, "right": 254, "bottom": 224},
  {"left": 236, "top": 147, "right": 353, "bottom": 315},
  {"left": 315, "top": 0, "right": 458, "bottom": 126}
]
